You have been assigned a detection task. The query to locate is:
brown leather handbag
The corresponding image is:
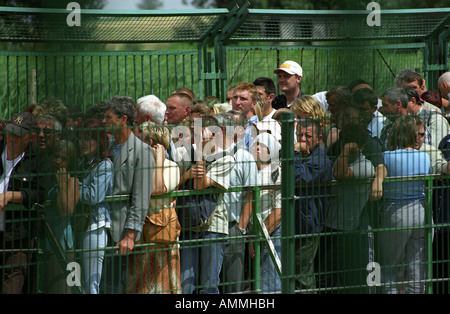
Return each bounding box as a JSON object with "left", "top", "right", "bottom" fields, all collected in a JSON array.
[{"left": 143, "top": 205, "right": 181, "bottom": 244}]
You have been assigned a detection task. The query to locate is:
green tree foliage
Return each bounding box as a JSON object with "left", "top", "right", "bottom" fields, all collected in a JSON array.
[
  {"left": 0, "top": 0, "right": 106, "bottom": 9},
  {"left": 0, "top": 0, "right": 106, "bottom": 51},
  {"left": 182, "top": 0, "right": 448, "bottom": 9}
]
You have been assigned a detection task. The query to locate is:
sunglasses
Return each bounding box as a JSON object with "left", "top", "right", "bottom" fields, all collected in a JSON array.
[{"left": 39, "top": 128, "right": 57, "bottom": 135}]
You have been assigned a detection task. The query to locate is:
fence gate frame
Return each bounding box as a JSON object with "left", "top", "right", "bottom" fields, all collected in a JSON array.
[
  {"left": 0, "top": 3, "right": 449, "bottom": 294},
  {"left": 0, "top": 4, "right": 449, "bottom": 115}
]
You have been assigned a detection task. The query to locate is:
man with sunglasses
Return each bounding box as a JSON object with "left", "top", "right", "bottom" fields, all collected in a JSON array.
[{"left": 36, "top": 115, "right": 62, "bottom": 150}]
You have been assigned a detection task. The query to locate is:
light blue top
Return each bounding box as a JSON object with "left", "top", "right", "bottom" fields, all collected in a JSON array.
[
  {"left": 78, "top": 158, "right": 114, "bottom": 232},
  {"left": 382, "top": 149, "right": 431, "bottom": 203},
  {"left": 110, "top": 141, "right": 125, "bottom": 163},
  {"left": 245, "top": 115, "right": 260, "bottom": 150}
]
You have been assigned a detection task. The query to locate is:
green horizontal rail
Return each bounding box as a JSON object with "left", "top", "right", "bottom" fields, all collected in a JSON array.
[
  {"left": 29, "top": 171, "right": 442, "bottom": 294},
  {"left": 0, "top": 6, "right": 229, "bottom": 16}
]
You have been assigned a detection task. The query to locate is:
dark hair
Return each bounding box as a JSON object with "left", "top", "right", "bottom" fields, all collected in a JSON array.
[
  {"left": 421, "top": 89, "right": 442, "bottom": 108},
  {"left": 340, "top": 122, "right": 366, "bottom": 147},
  {"left": 326, "top": 86, "right": 352, "bottom": 105},
  {"left": 253, "top": 77, "right": 276, "bottom": 95},
  {"left": 85, "top": 101, "right": 109, "bottom": 121},
  {"left": 338, "top": 105, "right": 372, "bottom": 128},
  {"left": 402, "top": 85, "right": 423, "bottom": 107},
  {"left": 394, "top": 68, "right": 424, "bottom": 87},
  {"left": 352, "top": 87, "right": 378, "bottom": 109},
  {"left": 76, "top": 118, "right": 111, "bottom": 162},
  {"left": 105, "top": 96, "right": 136, "bottom": 126},
  {"left": 66, "top": 105, "right": 83, "bottom": 121}
]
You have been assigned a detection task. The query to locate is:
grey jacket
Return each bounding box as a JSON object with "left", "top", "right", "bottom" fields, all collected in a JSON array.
[{"left": 109, "top": 131, "right": 154, "bottom": 243}]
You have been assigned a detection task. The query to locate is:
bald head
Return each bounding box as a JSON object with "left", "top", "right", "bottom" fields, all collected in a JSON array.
[
  {"left": 438, "top": 72, "right": 450, "bottom": 85},
  {"left": 438, "top": 72, "right": 450, "bottom": 100}
]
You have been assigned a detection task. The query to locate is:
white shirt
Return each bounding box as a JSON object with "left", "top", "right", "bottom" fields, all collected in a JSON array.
[
  {"left": 262, "top": 109, "right": 277, "bottom": 121},
  {"left": 326, "top": 153, "right": 375, "bottom": 231},
  {"left": 0, "top": 146, "right": 25, "bottom": 231}
]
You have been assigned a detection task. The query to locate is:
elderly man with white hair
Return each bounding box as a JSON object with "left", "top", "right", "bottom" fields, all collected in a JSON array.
[
  {"left": 135, "top": 94, "right": 178, "bottom": 161},
  {"left": 135, "top": 94, "right": 167, "bottom": 126},
  {"left": 438, "top": 71, "right": 450, "bottom": 103}
]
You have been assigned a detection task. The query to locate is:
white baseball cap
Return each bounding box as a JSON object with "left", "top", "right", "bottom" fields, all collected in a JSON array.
[
  {"left": 274, "top": 60, "right": 303, "bottom": 77},
  {"left": 250, "top": 119, "right": 282, "bottom": 143}
]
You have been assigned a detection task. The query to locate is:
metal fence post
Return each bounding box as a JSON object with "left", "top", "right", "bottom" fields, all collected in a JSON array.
[
  {"left": 252, "top": 186, "right": 262, "bottom": 293},
  {"left": 280, "top": 111, "right": 295, "bottom": 294},
  {"left": 426, "top": 176, "right": 434, "bottom": 294}
]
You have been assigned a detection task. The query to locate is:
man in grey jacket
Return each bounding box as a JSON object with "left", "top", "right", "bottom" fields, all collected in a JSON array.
[{"left": 101, "top": 96, "right": 154, "bottom": 293}]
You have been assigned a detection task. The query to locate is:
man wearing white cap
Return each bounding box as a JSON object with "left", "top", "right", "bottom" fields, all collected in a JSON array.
[{"left": 272, "top": 60, "right": 304, "bottom": 109}]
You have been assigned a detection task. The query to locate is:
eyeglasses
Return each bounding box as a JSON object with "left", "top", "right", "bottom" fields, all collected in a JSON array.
[
  {"left": 418, "top": 132, "right": 425, "bottom": 138},
  {"left": 39, "top": 128, "right": 57, "bottom": 135}
]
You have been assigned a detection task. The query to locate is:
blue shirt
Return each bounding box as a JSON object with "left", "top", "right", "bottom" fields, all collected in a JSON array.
[
  {"left": 383, "top": 149, "right": 431, "bottom": 203},
  {"left": 78, "top": 158, "right": 114, "bottom": 231},
  {"left": 245, "top": 115, "right": 259, "bottom": 150},
  {"left": 111, "top": 142, "right": 125, "bottom": 164}
]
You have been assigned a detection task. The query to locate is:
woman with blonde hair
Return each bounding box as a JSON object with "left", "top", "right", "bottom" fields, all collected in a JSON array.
[
  {"left": 189, "top": 101, "right": 218, "bottom": 119},
  {"left": 291, "top": 95, "right": 331, "bottom": 149},
  {"left": 127, "top": 121, "right": 182, "bottom": 294},
  {"left": 291, "top": 95, "right": 330, "bottom": 133}
]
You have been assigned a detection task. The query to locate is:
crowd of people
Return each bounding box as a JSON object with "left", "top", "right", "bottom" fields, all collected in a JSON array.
[{"left": 1, "top": 60, "right": 450, "bottom": 295}]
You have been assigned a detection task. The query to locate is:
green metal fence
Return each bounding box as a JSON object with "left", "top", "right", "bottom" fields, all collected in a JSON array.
[
  {"left": 0, "top": 4, "right": 449, "bottom": 295},
  {"left": 0, "top": 115, "right": 446, "bottom": 294},
  {"left": 0, "top": 44, "right": 441, "bottom": 120},
  {"left": 225, "top": 43, "right": 427, "bottom": 97},
  {"left": 0, "top": 50, "right": 200, "bottom": 119},
  {"left": 0, "top": 6, "right": 449, "bottom": 118}
]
